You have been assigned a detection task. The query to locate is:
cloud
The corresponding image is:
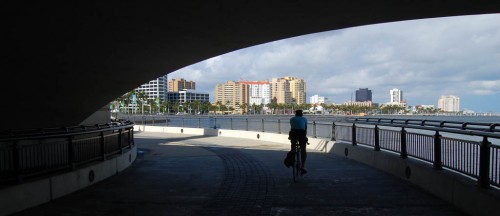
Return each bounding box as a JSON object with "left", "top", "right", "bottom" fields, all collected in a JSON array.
[
  {"left": 468, "top": 80, "right": 500, "bottom": 95},
  {"left": 169, "top": 14, "right": 500, "bottom": 112}
]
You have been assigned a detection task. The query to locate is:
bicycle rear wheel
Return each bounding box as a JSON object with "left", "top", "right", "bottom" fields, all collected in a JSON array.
[
  {"left": 292, "top": 144, "right": 301, "bottom": 183},
  {"left": 292, "top": 161, "right": 297, "bottom": 183}
]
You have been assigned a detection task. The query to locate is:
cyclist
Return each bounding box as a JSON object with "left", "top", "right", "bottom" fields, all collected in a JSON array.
[{"left": 288, "top": 109, "right": 308, "bottom": 174}]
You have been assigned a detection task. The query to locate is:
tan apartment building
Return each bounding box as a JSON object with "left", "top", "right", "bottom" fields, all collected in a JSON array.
[
  {"left": 169, "top": 78, "right": 196, "bottom": 92},
  {"left": 271, "top": 78, "right": 292, "bottom": 104},
  {"left": 215, "top": 81, "right": 249, "bottom": 114},
  {"left": 271, "top": 76, "right": 306, "bottom": 104},
  {"left": 287, "top": 76, "right": 307, "bottom": 104}
]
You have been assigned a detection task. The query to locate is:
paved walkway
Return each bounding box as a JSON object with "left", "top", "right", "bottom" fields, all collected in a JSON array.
[{"left": 12, "top": 132, "right": 467, "bottom": 216}]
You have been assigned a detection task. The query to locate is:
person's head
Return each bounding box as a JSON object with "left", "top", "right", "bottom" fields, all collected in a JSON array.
[{"left": 295, "top": 109, "right": 303, "bottom": 117}]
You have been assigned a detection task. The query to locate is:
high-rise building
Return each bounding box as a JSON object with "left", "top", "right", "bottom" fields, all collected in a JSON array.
[
  {"left": 287, "top": 77, "right": 307, "bottom": 104},
  {"left": 271, "top": 78, "right": 292, "bottom": 104},
  {"left": 271, "top": 76, "right": 306, "bottom": 104},
  {"left": 438, "top": 95, "right": 460, "bottom": 112},
  {"left": 355, "top": 88, "right": 372, "bottom": 102},
  {"left": 215, "top": 81, "right": 249, "bottom": 114},
  {"left": 390, "top": 88, "right": 403, "bottom": 103},
  {"left": 239, "top": 80, "right": 271, "bottom": 106},
  {"left": 135, "top": 74, "right": 169, "bottom": 104},
  {"left": 310, "top": 94, "right": 326, "bottom": 104},
  {"left": 169, "top": 78, "right": 195, "bottom": 92}
]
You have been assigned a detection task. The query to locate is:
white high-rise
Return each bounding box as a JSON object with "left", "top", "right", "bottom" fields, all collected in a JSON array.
[
  {"left": 438, "top": 95, "right": 460, "bottom": 112},
  {"left": 135, "top": 74, "right": 169, "bottom": 103},
  {"left": 310, "top": 94, "right": 326, "bottom": 104},
  {"left": 390, "top": 88, "right": 403, "bottom": 103},
  {"left": 240, "top": 80, "right": 271, "bottom": 106}
]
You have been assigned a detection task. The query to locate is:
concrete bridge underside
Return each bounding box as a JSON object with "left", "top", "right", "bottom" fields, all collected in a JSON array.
[{"left": 2, "top": 1, "right": 500, "bottom": 131}]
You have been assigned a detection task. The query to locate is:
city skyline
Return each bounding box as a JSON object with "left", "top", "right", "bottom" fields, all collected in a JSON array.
[
  {"left": 168, "top": 14, "right": 500, "bottom": 112},
  {"left": 168, "top": 76, "right": 459, "bottom": 110}
]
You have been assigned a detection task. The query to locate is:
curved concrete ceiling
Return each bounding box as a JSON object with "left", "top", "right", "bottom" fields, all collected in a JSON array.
[{"left": 2, "top": 1, "right": 500, "bottom": 131}]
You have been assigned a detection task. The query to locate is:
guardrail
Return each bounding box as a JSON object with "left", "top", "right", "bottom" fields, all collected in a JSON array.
[
  {"left": 127, "top": 115, "right": 499, "bottom": 189},
  {"left": 0, "top": 121, "right": 135, "bottom": 186},
  {"left": 339, "top": 117, "right": 500, "bottom": 189}
]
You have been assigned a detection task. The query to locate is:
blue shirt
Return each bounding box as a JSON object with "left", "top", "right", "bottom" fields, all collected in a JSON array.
[{"left": 290, "top": 116, "right": 308, "bottom": 130}]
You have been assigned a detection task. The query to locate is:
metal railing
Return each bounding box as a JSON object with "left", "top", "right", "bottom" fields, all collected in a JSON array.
[
  {"left": 337, "top": 117, "right": 500, "bottom": 189},
  {"left": 0, "top": 121, "right": 135, "bottom": 186},
  {"left": 128, "top": 115, "right": 499, "bottom": 189}
]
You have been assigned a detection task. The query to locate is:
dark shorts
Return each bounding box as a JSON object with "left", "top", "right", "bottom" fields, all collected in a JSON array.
[{"left": 289, "top": 129, "right": 307, "bottom": 148}]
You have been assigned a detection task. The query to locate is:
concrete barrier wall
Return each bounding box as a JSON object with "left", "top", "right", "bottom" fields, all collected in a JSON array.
[
  {"left": 0, "top": 146, "right": 137, "bottom": 216},
  {"left": 331, "top": 142, "right": 500, "bottom": 216},
  {"left": 134, "top": 125, "right": 334, "bottom": 152},
  {"left": 135, "top": 125, "right": 500, "bottom": 216}
]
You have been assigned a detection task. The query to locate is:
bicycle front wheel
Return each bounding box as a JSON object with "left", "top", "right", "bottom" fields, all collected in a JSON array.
[{"left": 292, "top": 146, "right": 301, "bottom": 183}]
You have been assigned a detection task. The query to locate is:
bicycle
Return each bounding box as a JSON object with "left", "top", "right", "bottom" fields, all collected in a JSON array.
[
  {"left": 292, "top": 139, "right": 302, "bottom": 183},
  {"left": 291, "top": 138, "right": 309, "bottom": 183}
]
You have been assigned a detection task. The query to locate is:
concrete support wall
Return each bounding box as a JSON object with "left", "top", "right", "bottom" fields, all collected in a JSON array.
[
  {"left": 135, "top": 125, "right": 500, "bottom": 216},
  {"left": 0, "top": 146, "right": 137, "bottom": 216},
  {"left": 80, "top": 106, "right": 111, "bottom": 125},
  {"left": 331, "top": 142, "right": 500, "bottom": 216}
]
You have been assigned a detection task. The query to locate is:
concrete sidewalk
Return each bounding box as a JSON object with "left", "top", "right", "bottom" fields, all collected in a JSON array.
[{"left": 11, "top": 132, "right": 467, "bottom": 216}]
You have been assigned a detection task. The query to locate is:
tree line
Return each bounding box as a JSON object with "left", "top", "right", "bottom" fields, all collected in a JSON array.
[{"left": 111, "top": 90, "right": 446, "bottom": 115}]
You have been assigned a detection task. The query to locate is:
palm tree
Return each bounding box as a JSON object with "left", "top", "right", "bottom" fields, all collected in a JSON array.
[
  {"left": 216, "top": 101, "right": 223, "bottom": 115},
  {"left": 161, "top": 101, "right": 171, "bottom": 114},
  {"left": 201, "top": 101, "right": 211, "bottom": 114},
  {"left": 135, "top": 90, "right": 147, "bottom": 114},
  {"left": 256, "top": 104, "right": 263, "bottom": 114},
  {"left": 192, "top": 100, "right": 200, "bottom": 115},
  {"left": 240, "top": 102, "right": 248, "bottom": 115},
  {"left": 267, "top": 102, "right": 278, "bottom": 115},
  {"left": 252, "top": 103, "right": 258, "bottom": 115},
  {"left": 225, "top": 100, "right": 231, "bottom": 113},
  {"left": 185, "top": 101, "right": 193, "bottom": 115},
  {"left": 276, "top": 103, "right": 284, "bottom": 115},
  {"left": 147, "top": 98, "right": 156, "bottom": 114},
  {"left": 235, "top": 101, "right": 240, "bottom": 114},
  {"left": 174, "top": 101, "right": 181, "bottom": 114},
  {"left": 122, "top": 90, "right": 136, "bottom": 114}
]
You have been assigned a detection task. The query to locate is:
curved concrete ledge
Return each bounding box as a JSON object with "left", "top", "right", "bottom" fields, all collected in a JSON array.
[
  {"left": 135, "top": 125, "right": 500, "bottom": 216},
  {"left": 0, "top": 146, "right": 137, "bottom": 216}
]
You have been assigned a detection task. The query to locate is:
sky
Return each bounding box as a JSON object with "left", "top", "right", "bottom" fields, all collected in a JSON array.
[{"left": 168, "top": 14, "right": 500, "bottom": 113}]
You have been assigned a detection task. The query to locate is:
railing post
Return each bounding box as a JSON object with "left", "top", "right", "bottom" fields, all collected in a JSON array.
[
  {"left": 166, "top": 116, "right": 169, "bottom": 126},
  {"left": 230, "top": 118, "right": 233, "bottom": 130},
  {"left": 479, "top": 136, "right": 491, "bottom": 188},
  {"left": 352, "top": 123, "right": 357, "bottom": 146},
  {"left": 214, "top": 118, "right": 217, "bottom": 129},
  {"left": 13, "top": 141, "right": 22, "bottom": 183},
  {"left": 433, "top": 131, "right": 442, "bottom": 169},
  {"left": 68, "top": 136, "right": 76, "bottom": 169},
  {"left": 246, "top": 118, "right": 249, "bottom": 131},
  {"left": 152, "top": 117, "right": 155, "bottom": 126},
  {"left": 118, "top": 129, "right": 123, "bottom": 154},
  {"left": 100, "top": 132, "right": 106, "bottom": 161},
  {"left": 313, "top": 121, "right": 317, "bottom": 138},
  {"left": 401, "top": 127, "right": 407, "bottom": 158},
  {"left": 278, "top": 119, "right": 281, "bottom": 134},
  {"left": 182, "top": 117, "right": 185, "bottom": 127},
  {"left": 129, "top": 128, "right": 134, "bottom": 147},
  {"left": 198, "top": 118, "right": 201, "bottom": 128},
  {"left": 261, "top": 119, "right": 265, "bottom": 132},
  {"left": 142, "top": 116, "right": 145, "bottom": 125},
  {"left": 331, "top": 122, "right": 336, "bottom": 141},
  {"left": 374, "top": 125, "right": 380, "bottom": 151}
]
